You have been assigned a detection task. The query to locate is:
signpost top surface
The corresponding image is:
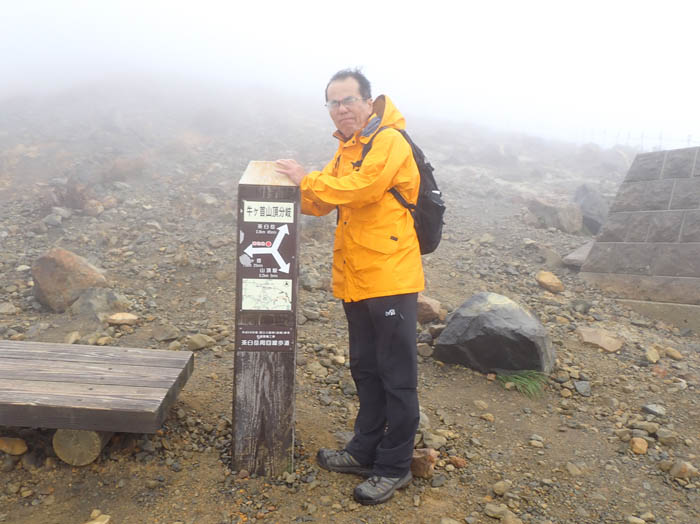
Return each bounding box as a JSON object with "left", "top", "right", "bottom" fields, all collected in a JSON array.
[{"left": 240, "top": 161, "right": 297, "bottom": 186}]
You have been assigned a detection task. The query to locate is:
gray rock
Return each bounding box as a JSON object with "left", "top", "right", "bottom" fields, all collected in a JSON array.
[
  {"left": 642, "top": 404, "right": 666, "bottom": 417},
  {"left": 0, "top": 303, "right": 19, "bottom": 315},
  {"left": 434, "top": 292, "right": 555, "bottom": 373},
  {"left": 527, "top": 198, "right": 583, "bottom": 234},
  {"left": 573, "top": 381, "right": 592, "bottom": 397},
  {"left": 152, "top": 323, "right": 181, "bottom": 342},
  {"left": 573, "top": 184, "right": 609, "bottom": 234},
  {"left": 187, "top": 334, "right": 216, "bottom": 350},
  {"left": 563, "top": 241, "right": 595, "bottom": 268},
  {"left": 70, "top": 288, "right": 131, "bottom": 322},
  {"left": 42, "top": 214, "right": 63, "bottom": 227}
]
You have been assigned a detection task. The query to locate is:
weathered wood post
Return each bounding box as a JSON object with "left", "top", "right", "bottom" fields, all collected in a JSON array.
[{"left": 233, "top": 161, "right": 299, "bottom": 476}]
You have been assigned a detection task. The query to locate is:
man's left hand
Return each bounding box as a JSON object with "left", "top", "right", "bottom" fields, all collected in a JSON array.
[{"left": 275, "top": 159, "right": 306, "bottom": 186}]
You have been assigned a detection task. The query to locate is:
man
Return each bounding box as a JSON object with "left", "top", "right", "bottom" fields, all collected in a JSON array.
[{"left": 275, "top": 69, "right": 423, "bottom": 506}]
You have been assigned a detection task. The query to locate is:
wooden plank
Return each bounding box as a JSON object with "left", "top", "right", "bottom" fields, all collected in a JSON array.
[
  {"left": 0, "top": 403, "right": 156, "bottom": 433},
  {"left": 0, "top": 358, "right": 183, "bottom": 388},
  {"left": 0, "top": 343, "right": 194, "bottom": 433},
  {"left": 0, "top": 340, "right": 192, "bottom": 367},
  {"left": 232, "top": 351, "right": 295, "bottom": 476},
  {"left": 0, "top": 378, "right": 165, "bottom": 406},
  {"left": 150, "top": 355, "right": 195, "bottom": 431}
]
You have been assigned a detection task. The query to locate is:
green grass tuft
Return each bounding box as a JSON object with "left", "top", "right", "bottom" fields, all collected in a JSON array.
[{"left": 496, "top": 370, "right": 548, "bottom": 398}]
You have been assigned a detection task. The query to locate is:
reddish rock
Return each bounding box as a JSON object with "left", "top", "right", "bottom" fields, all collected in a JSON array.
[
  {"left": 630, "top": 437, "right": 648, "bottom": 455},
  {"left": 417, "top": 294, "right": 441, "bottom": 324},
  {"left": 535, "top": 271, "right": 565, "bottom": 293},
  {"left": 448, "top": 456, "right": 468, "bottom": 468},
  {"left": 32, "top": 248, "right": 108, "bottom": 312},
  {"left": 576, "top": 327, "right": 623, "bottom": 353},
  {"left": 411, "top": 448, "right": 439, "bottom": 478}
]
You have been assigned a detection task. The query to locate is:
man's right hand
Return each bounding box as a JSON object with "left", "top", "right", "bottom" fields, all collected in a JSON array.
[{"left": 275, "top": 159, "right": 306, "bottom": 186}]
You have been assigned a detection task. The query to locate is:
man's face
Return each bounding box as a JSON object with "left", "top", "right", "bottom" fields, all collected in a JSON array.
[{"left": 326, "top": 77, "right": 373, "bottom": 138}]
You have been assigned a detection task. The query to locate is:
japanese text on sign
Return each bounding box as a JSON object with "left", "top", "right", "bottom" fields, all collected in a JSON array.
[
  {"left": 243, "top": 200, "right": 294, "bottom": 223},
  {"left": 237, "top": 326, "right": 294, "bottom": 352}
]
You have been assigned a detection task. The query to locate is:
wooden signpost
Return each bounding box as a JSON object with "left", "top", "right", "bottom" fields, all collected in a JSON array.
[{"left": 233, "top": 161, "right": 299, "bottom": 476}]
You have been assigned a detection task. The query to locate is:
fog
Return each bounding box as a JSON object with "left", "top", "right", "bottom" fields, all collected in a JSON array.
[{"left": 2, "top": 0, "right": 699, "bottom": 149}]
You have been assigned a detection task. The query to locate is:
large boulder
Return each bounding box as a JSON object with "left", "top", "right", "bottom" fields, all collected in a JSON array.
[
  {"left": 573, "top": 184, "right": 609, "bottom": 234},
  {"left": 526, "top": 199, "right": 583, "bottom": 234},
  {"left": 434, "top": 292, "right": 555, "bottom": 373},
  {"left": 32, "top": 248, "right": 108, "bottom": 312}
]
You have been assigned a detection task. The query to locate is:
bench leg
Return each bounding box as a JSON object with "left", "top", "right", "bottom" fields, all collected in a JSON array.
[{"left": 52, "top": 429, "right": 114, "bottom": 466}]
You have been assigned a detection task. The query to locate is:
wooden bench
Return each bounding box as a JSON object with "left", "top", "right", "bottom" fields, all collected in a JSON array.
[{"left": 0, "top": 340, "right": 193, "bottom": 465}]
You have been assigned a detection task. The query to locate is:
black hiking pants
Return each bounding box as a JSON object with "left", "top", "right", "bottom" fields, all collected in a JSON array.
[{"left": 342, "top": 292, "right": 419, "bottom": 478}]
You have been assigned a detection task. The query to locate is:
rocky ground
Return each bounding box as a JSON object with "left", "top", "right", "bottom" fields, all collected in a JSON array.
[{"left": 1, "top": 90, "right": 699, "bottom": 524}]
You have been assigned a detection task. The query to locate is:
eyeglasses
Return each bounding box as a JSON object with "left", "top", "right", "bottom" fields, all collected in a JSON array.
[{"left": 325, "top": 96, "right": 367, "bottom": 111}]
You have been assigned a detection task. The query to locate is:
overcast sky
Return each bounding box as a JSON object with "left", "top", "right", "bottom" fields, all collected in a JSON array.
[{"left": 2, "top": 0, "right": 698, "bottom": 149}]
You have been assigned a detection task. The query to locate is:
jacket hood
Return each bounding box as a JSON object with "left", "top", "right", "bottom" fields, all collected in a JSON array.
[{"left": 359, "top": 95, "right": 405, "bottom": 140}]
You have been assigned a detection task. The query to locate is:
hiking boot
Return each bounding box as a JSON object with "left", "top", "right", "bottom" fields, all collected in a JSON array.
[
  {"left": 353, "top": 471, "right": 413, "bottom": 505},
  {"left": 316, "top": 449, "right": 372, "bottom": 476}
]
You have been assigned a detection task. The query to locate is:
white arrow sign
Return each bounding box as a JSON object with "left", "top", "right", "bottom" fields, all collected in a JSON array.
[{"left": 243, "top": 225, "right": 291, "bottom": 273}]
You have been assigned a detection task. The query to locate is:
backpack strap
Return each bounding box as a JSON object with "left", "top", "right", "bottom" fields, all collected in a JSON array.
[
  {"left": 351, "top": 126, "right": 391, "bottom": 169},
  {"left": 349, "top": 126, "right": 416, "bottom": 213}
]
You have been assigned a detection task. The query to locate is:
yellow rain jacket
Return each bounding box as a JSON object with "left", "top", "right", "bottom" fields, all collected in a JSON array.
[{"left": 300, "top": 95, "right": 425, "bottom": 302}]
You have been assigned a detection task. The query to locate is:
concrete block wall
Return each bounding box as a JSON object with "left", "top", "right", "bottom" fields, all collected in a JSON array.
[{"left": 581, "top": 147, "right": 700, "bottom": 305}]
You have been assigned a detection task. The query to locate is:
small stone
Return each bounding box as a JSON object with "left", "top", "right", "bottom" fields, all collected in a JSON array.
[
  {"left": 645, "top": 347, "right": 660, "bottom": 364},
  {"left": 640, "top": 512, "right": 655, "bottom": 522},
  {"left": 577, "top": 327, "right": 623, "bottom": 353},
  {"left": 642, "top": 404, "right": 666, "bottom": 417},
  {"left": 448, "top": 456, "right": 467, "bottom": 468},
  {"left": 439, "top": 519, "right": 461, "bottom": 524},
  {"left": 65, "top": 331, "right": 81, "bottom": 344},
  {"left": 535, "top": 271, "right": 565, "bottom": 293},
  {"left": 560, "top": 388, "right": 572, "bottom": 398},
  {"left": 106, "top": 312, "right": 139, "bottom": 325},
  {"left": 630, "top": 437, "right": 648, "bottom": 454},
  {"left": 417, "top": 343, "right": 434, "bottom": 357},
  {"left": 565, "top": 462, "right": 585, "bottom": 476},
  {"left": 169, "top": 341, "right": 182, "bottom": 351},
  {"left": 85, "top": 516, "right": 111, "bottom": 524},
  {"left": 627, "top": 517, "right": 645, "bottom": 524},
  {"left": 669, "top": 460, "right": 699, "bottom": 479},
  {"left": 411, "top": 448, "right": 439, "bottom": 478},
  {"left": 0, "top": 303, "right": 19, "bottom": 315},
  {"left": 502, "top": 514, "right": 523, "bottom": 524},
  {"left": 529, "top": 440, "right": 544, "bottom": 448},
  {"left": 493, "top": 480, "right": 510, "bottom": 496},
  {"left": 664, "top": 347, "right": 683, "bottom": 361},
  {"left": 656, "top": 428, "right": 679, "bottom": 446},
  {"left": 431, "top": 474, "right": 447, "bottom": 487},
  {"left": 484, "top": 503, "right": 509, "bottom": 519},
  {"left": 187, "top": 334, "right": 216, "bottom": 350},
  {"left": 573, "top": 381, "right": 591, "bottom": 397},
  {"left": 480, "top": 413, "right": 495, "bottom": 423},
  {"left": 473, "top": 400, "right": 488, "bottom": 410},
  {"left": 0, "top": 437, "right": 28, "bottom": 455},
  {"left": 423, "top": 433, "right": 448, "bottom": 449}
]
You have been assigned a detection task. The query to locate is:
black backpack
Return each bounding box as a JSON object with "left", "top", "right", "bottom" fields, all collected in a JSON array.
[{"left": 352, "top": 127, "right": 445, "bottom": 254}]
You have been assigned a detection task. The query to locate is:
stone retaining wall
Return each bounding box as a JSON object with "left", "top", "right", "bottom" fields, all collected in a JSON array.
[{"left": 581, "top": 147, "right": 700, "bottom": 305}]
